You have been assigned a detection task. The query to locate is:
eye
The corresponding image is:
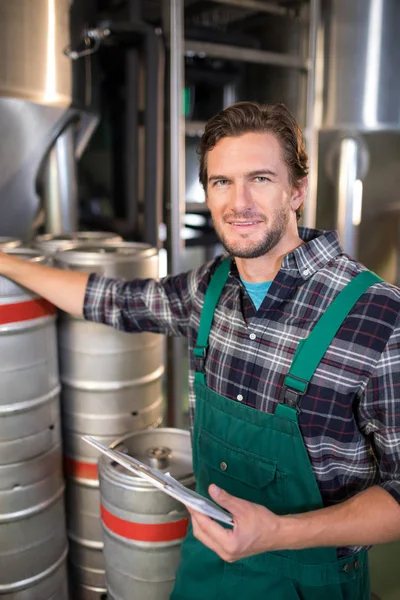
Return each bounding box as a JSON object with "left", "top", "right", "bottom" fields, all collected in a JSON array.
[
  {"left": 253, "top": 176, "right": 270, "bottom": 183},
  {"left": 214, "top": 179, "right": 229, "bottom": 187}
]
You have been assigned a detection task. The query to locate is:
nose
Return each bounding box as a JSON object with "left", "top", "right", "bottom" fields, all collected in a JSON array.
[{"left": 231, "top": 181, "right": 254, "bottom": 212}]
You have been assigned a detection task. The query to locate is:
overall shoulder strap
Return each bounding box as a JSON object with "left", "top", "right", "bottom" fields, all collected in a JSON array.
[
  {"left": 194, "top": 258, "right": 230, "bottom": 384},
  {"left": 278, "top": 270, "right": 383, "bottom": 419}
]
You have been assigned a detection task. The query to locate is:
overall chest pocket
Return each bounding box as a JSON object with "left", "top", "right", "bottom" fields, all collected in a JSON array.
[{"left": 197, "top": 430, "right": 286, "bottom": 514}]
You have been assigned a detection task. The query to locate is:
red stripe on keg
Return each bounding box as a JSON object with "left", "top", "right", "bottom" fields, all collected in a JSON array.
[
  {"left": 0, "top": 298, "right": 56, "bottom": 325},
  {"left": 64, "top": 456, "right": 99, "bottom": 480},
  {"left": 101, "top": 505, "right": 189, "bottom": 542}
]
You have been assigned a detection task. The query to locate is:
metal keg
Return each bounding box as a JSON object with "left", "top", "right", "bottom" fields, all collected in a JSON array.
[
  {"left": 0, "top": 236, "right": 22, "bottom": 249},
  {"left": 0, "top": 249, "right": 61, "bottom": 462},
  {"left": 0, "top": 553, "right": 69, "bottom": 600},
  {"left": 0, "top": 442, "right": 68, "bottom": 597},
  {"left": 64, "top": 432, "right": 118, "bottom": 597},
  {"left": 99, "top": 429, "right": 194, "bottom": 600},
  {"left": 54, "top": 242, "right": 164, "bottom": 597},
  {"left": 68, "top": 583, "right": 108, "bottom": 600},
  {"left": 33, "top": 231, "right": 123, "bottom": 254}
]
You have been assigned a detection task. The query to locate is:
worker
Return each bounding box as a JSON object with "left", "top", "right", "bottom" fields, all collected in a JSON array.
[{"left": 1, "top": 102, "right": 399, "bottom": 600}]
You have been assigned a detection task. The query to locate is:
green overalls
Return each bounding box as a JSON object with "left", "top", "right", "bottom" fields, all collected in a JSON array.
[{"left": 171, "top": 259, "right": 382, "bottom": 600}]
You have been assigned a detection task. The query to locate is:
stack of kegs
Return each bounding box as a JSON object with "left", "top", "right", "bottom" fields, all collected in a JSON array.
[
  {"left": 51, "top": 241, "right": 164, "bottom": 599},
  {"left": 0, "top": 248, "right": 68, "bottom": 599},
  {"left": 98, "top": 429, "right": 194, "bottom": 600}
]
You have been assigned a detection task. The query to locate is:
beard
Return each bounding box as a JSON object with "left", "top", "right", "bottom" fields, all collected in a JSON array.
[{"left": 213, "top": 205, "right": 290, "bottom": 259}]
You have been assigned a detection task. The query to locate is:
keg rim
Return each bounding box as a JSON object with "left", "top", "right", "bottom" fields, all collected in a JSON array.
[
  {"left": 34, "top": 231, "right": 123, "bottom": 243},
  {"left": 0, "top": 545, "right": 68, "bottom": 593},
  {"left": 1, "top": 247, "right": 47, "bottom": 263},
  {"left": 54, "top": 241, "right": 157, "bottom": 265},
  {"left": 0, "top": 237, "right": 23, "bottom": 249},
  {"left": 99, "top": 428, "right": 195, "bottom": 489}
]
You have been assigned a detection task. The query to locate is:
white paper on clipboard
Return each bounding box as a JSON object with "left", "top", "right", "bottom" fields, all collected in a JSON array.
[{"left": 82, "top": 435, "right": 234, "bottom": 526}]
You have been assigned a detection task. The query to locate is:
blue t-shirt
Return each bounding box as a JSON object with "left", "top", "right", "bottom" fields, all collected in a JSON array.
[{"left": 240, "top": 278, "right": 272, "bottom": 311}]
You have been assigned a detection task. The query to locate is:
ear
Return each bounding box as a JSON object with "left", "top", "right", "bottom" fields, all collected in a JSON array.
[{"left": 290, "top": 177, "right": 308, "bottom": 213}]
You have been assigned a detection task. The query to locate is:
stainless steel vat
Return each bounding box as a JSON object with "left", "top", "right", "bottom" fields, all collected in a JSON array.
[
  {"left": 99, "top": 429, "right": 194, "bottom": 600},
  {"left": 313, "top": 0, "right": 400, "bottom": 265},
  {"left": 0, "top": 0, "right": 71, "bottom": 107},
  {"left": 54, "top": 242, "right": 164, "bottom": 595},
  {"left": 0, "top": 0, "right": 75, "bottom": 238},
  {"left": 321, "top": 0, "right": 400, "bottom": 131},
  {"left": 33, "top": 231, "right": 124, "bottom": 254}
]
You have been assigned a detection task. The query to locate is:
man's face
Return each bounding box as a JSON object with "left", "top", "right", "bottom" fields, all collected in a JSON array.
[{"left": 205, "top": 132, "right": 300, "bottom": 259}]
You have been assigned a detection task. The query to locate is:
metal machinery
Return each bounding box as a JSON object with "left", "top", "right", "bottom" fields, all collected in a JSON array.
[
  {"left": 0, "top": 0, "right": 98, "bottom": 238},
  {"left": 311, "top": 0, "right": 400, "bottom": 287}
]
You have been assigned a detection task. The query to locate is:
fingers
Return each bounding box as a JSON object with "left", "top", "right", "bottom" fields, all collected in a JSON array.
[
  {"left": 189, "top": 510, "right": 237, "bottom": 562},
  {"left": 208, "top": 484, "right": 250, "bottom": 518}
]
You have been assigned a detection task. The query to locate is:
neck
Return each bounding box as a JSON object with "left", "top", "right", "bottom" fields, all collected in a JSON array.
[{"left": 235, "top": 233, "right": 303, "bottom": 283}]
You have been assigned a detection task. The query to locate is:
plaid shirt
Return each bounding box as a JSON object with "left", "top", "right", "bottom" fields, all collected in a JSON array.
[{"left": 84, "top": 228, "right": 400, "bottom": 555}]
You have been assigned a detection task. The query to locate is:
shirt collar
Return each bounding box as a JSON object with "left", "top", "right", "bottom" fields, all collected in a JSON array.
[
  {"left": 229, "top": 229, "right": 344, "bottom": 281},
  {"left": 281, "top": 228, "right": 343, "bottom": 279}
]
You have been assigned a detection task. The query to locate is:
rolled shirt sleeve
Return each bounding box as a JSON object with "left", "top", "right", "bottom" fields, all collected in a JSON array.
[
  {"left": 83, "top": 263, "right": 211, "bottom": 338},
  {"left": 361, "top": 315, "right": 400, "bottom": 504}
]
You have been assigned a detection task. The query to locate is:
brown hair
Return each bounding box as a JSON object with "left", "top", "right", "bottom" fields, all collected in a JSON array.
[{"left": 198, "top": 101, "right": 309, "bottom": 219}]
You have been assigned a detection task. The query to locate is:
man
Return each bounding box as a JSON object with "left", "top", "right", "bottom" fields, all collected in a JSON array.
[{"left": 1, "top": 102, "right": 399, "bottom": 599}]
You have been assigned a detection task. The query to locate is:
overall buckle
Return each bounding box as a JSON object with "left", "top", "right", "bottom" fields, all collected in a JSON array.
[
  {"left": 193, "top": 346, "right": 207, "bottom": 373},
  {"left": 279, "top": 376, "right": 309, "bottom": 414}
]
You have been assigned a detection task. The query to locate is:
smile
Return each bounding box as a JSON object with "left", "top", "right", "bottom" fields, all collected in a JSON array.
[{"left": 229, "top": 221, "right": 262, "bottom": 226}]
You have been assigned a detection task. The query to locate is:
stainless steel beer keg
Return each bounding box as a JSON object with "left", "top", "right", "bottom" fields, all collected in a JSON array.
[
  {"left": 54, "top": 241, "right": 164, "bottom": 597},
  {"left": 0, "top": 553, "right": 69, "bottom": 600},
  {"left": 99, "top": 429, "right": 194, "bottom": 600},
  {"left": 64, "top": 431, "right": 120, "bottom": 597},
  {"left": 0, "top": 442, "right": 68, "bottom": 598},
  {"left": 68, "top": 582, "right": 108, "bottom": 600},
  {"left": 33, "top": 231, "right": 123, "bottom": 254},
  {"left": 0, "top": 249, "right": 60, "bottom": 462},
  {"left": 0, "top": 248, "right": 68, "bottom": 597}
]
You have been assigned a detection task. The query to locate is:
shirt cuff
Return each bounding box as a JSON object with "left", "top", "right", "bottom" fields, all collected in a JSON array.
[
  {"left": 380, "top": 480, "right": 400, "bottom": 505},
  {"left": 83, "top": 272, "right": 109, "bottom": 323}
]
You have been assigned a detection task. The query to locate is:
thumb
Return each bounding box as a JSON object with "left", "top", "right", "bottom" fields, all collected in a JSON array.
[{"left": 209, "top": 484, "right": 245, "bottom": 514}]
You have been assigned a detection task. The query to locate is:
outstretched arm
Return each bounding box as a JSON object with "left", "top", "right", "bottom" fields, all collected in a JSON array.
[{"left": 0, "top": 251, "right": 89, "bottom": 317}]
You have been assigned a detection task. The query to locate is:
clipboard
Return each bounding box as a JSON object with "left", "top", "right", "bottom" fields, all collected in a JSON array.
[{"left": 82, "top": 435, "right": 234, "bottom": 526}]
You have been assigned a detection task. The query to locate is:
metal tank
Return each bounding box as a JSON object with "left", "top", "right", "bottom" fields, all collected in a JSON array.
[
  {"left": 312, "top": 0, "right": 400, "bottom": 278},
  {"left": 321, "top": 0, "right": 400, "bottom": 131},
  {"left": 0, "top": 0, "right": 98, "bottom": 238},
  {"left": 54, "top": 241, "right": 164, "bottom": 598},
  {"left": 99, "top": 429, "right": 194, "bottom": 600}
]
